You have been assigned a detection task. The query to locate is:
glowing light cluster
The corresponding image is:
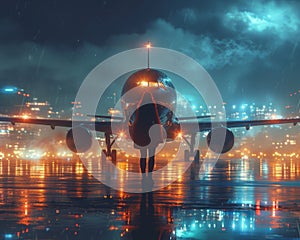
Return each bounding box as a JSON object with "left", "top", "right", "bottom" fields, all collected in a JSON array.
[
  {"left": 0, "top": 86, "right": 18, "bottom": 94},
  {"left": 137, "top": 81, "right": 164, "bottom": 88}
]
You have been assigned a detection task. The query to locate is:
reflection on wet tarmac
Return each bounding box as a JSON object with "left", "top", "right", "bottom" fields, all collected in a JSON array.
[{"left": 0, "top": 157, "right": 300, "bottom": 239}]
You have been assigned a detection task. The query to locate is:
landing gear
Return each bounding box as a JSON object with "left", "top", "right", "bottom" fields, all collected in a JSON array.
[
  {"left": 184, "top": 149, "right": 200, "bottom": 162},
  {"left": 183, "top": 133, "right": 200, "bottom": 162},
  {"left": 194, "top": 150, "right": 200, "bottom": 163},
  {"left": 102, "top": 148, "right": 117, "bottom": 163},
  {"left": 102, "top": 132, "right": 117, "bottom": 163},
  {"left": 111, "top": 149, "right": 117, "bottom": 164}
]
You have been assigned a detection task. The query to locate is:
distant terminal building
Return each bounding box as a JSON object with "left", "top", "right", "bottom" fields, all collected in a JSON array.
[
  {"left": 23, "top": 98, "right": 64, "bottom": 119},
  {"left": 175, "top": 98, "right": 281, "bottom": 121},
  {"left": 227, "top": 103, "right": 281, "bottom": 120},
  {"left": 71, "top": 101, "right": 83, "bottom": 117},
  {"left": 285, "top": 89, "right": 300, "bottom": 117},
  {"left": 24, "top": 98, "right": 50, "bottom": 117}
]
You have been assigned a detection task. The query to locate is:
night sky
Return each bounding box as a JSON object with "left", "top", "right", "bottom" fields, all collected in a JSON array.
[{"left": 0, "top": 0, "right": 300, "bottom": 112}]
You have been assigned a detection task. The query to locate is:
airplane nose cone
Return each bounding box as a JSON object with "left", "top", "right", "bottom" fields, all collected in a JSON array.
[{"left": 121, "top": 68, "right": 175, "bottom": 104}]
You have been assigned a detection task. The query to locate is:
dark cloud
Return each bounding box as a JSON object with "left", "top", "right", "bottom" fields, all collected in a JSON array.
[{"left": 0, "top": 0, "right": 299, "bottom": 112}]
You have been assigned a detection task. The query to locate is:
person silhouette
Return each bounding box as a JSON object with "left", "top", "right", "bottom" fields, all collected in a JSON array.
[{"left": 129, "top": 92, "right": 164, "bottom": 173}]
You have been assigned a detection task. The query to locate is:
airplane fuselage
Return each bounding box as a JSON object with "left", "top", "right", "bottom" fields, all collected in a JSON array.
[{"left": 121, "top": 68, "right": 181, "bottom": 148}]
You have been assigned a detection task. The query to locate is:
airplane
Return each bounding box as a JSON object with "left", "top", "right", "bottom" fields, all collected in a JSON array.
[{"left": 1, "top": 45, "right": 300, "bottom": 173}]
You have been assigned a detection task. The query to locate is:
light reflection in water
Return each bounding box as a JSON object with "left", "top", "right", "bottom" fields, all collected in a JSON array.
[{"left": 0, "top": 157, "right": 298, "bottom": 239}]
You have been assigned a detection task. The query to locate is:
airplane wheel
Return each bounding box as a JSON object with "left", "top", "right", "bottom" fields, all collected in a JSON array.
[
  {"left": 111, "top": 149, "right": 117, "bottom": 163},
  {"left": 194, "top": 150, "right": 200, "bottom": 163},
  {"left": 184, "top": 150, "right": 190, "bottom": 162},
  {"left": 101, "top": 150, "right": 107, "bottom": 161}
]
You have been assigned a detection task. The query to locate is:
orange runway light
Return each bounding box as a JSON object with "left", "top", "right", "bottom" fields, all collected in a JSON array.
[
  {"left": 177, "top": 131, "right": 183, "bottom": 139},
  {"left": 22, "top": 114, "right": 29, "bottom": 119},
  {"left": 119, "top": 131, "right": 126, "bottom": 138}
]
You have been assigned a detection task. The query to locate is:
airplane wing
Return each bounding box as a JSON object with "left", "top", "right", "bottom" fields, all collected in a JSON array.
[
  {"left": 87, "top": 114, "right": 124, "bottom": 120},
  {"left": 178, "top": 115, "right": 215, "bottom": 121},
  {"left": 2, "top": 116, "right": 300, "bottom": 133},
  {"left": 179, "top": 117, "right": 300, "bottom": 155},
  {"left": 0, "top": 116, "right": 116, "bottom": 133},
  {"left": 192, "top": 118, "right": 300, "bottom": 132}
]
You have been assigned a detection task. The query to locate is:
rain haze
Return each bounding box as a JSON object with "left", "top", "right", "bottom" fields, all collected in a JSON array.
[{"left": 1, "top": 1, "right": 300, "bottom": 240}]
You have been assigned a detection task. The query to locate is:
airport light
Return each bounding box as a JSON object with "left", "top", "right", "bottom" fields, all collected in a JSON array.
[
  {"left": 21, "top": 114, "right": 29, "bottom": 119},
  {"left": 1, "top": 86, "right": 18, "bottom": 94},
  {"left": 118, "top": 131, "right": 126, "bottom": 138},
  {"left": 146, "top": 41, "right": 151, "bottom": 49},
  {"left": 177, "top": 131, "right": 183, "bottom": 139},
  {"left": 4, "top": 88, "right": 14, "bottom": 92}
]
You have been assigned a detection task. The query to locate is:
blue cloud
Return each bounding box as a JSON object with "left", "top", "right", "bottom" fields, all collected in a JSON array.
[{"left": 224, "top": 1, "right": 300, "bottom": 41}]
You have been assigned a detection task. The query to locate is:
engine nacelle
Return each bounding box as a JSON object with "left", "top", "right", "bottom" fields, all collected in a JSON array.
[
  {"left": 206, "top": 127, "right": 234, "bottom": 154},
  {"left": 66, "top": 127, "right": 92, "bottom": 153}
]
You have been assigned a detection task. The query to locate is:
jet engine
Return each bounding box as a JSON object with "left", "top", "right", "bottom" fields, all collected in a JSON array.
[
  {"left": 206, "top": 127, "right": 234, "bottom": 154},
  {"left": 66, "top": 127, "right": 93, "bottom": 153}
]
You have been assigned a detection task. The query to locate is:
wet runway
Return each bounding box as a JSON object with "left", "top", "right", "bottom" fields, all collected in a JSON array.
[{"left": 0, "top": 156, "right": 300, "bottom": 239}]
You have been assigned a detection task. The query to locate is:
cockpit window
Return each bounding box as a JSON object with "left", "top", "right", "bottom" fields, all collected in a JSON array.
[
  {"left": 160, "top": 77, "right": 174, "bottom": 88},
  {"left": 137, "top": 81, "right": 165, "bottom": 88}
]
